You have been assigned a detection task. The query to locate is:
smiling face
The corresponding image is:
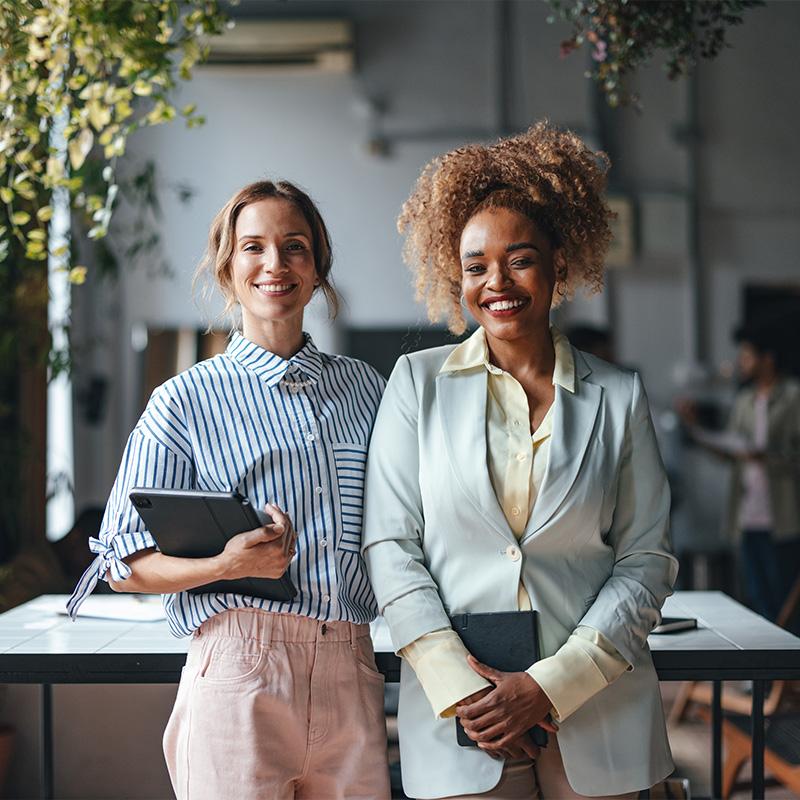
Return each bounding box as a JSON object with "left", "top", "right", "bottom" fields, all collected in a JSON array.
[
  {"left": 231, "top": 197, "right": 317, "bottom": 336},
  {"left": 459, "top": 207, "right": 560, "bottom": 344}
]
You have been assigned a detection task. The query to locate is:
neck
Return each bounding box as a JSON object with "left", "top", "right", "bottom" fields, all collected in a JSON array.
[
  {"left": 484, "top": 323, "right": 554, "bottom": 379},
  {"left": 242, "top": 316, "right": 305, "bottom": 360}
]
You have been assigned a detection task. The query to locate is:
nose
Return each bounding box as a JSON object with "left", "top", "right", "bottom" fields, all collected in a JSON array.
[
  {"left": 485, "top": 262, "right": 512, "bottom": 290},
  {"left": 260, "top": 243, "right": 288, "bottom": 274}
]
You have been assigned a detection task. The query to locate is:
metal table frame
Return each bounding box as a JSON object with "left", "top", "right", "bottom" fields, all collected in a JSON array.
[{"left": 3, "top": 592, "right": 800, "bottom": 800}]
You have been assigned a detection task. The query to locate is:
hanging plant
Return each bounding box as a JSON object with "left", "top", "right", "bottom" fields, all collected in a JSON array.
[
  {"left": 546, "top": 0, "right": 764, "bottom": 107},
  {"left": 0, "top": 0, "right": 227, "bottom": 276},
  {"left": 0, "top": 0, "right": 227, "bottom": 561}
]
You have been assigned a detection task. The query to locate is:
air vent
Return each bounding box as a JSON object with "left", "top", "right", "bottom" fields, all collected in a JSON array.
[{"left": 205, "top": 19, "right": 354, "bottom": 73}]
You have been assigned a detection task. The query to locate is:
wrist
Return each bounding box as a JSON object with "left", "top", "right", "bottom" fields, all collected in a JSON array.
[{"left": 211, "top": 551, "right": 235, "bottom": 581}]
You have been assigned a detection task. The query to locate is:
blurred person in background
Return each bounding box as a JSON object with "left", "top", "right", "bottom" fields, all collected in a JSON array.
[{"left": 679, "top": 319, "right": 800, "bottom": 621}]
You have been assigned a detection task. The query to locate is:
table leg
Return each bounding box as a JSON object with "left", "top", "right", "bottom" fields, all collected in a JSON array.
[
  {"left": 41, "top": 683, "right": 53, "bottom": 800},
  {"left": 712, "top": 680, "right": 722, "bottom": 799},
  {"left": 751, "top": 680, "right": 765, "bottom": 800}
]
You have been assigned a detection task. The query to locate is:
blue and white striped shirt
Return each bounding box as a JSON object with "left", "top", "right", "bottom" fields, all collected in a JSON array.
[{"left": 67, "top": 332, "right": 386, "bottom": 637}]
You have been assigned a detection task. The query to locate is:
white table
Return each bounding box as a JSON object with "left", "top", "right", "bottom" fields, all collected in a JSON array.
[{"left": 3, "top": 592, "right": 800, "bottom": 799}]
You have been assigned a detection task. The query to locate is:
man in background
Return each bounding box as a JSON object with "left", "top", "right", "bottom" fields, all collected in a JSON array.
[{"left": 680, "top": 320, "right": 800, "bottom": 622}]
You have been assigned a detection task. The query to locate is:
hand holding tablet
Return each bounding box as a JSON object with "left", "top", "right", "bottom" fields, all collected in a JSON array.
[{"left": 129, "top": 488, "right": 298, "bottom": 601}]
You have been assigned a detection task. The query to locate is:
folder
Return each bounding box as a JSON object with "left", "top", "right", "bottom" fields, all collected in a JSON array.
[{"left": 449, "top": 610, "right": 548, "bottom": 748}]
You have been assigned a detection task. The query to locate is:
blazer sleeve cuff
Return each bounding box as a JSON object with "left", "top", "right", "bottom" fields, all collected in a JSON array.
[{"left": 381, "top": 586, "right": 453, "bottom": 651}]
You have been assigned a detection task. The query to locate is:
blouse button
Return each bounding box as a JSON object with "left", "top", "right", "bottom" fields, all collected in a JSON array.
[
  {"left": 516, "top": 452, "right": 526, "bottom": 462},
  {"left": 511, "top": 506, "right": 521, "bottom": 516},
  {"left": 505, "top": 545, "right": 521, "bottom": 562}
]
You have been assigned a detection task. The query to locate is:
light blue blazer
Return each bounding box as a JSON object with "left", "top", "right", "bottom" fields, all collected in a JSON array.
[{"left": 362, "top": 342, "right": 678, "bottom": 798}]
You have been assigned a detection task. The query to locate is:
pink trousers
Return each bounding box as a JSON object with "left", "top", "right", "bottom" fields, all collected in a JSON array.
[{"left": 163, "top": 609, "right": 391, "bottom": 800}]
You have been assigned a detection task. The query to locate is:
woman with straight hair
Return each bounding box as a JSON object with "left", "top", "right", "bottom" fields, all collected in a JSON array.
[
  {"left": 68, "top": 180, "right": 390, "bottom": 800},
  {"left": 363, "top": 123, "right": 678, "bottom": 799}
]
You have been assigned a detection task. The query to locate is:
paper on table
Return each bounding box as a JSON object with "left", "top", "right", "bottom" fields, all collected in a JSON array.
[{"left": 36, "top": 595, "right": 167, "bottom": 622}]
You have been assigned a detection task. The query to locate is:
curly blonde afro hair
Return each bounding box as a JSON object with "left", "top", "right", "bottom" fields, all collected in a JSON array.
[{"left": 398, "top": 121, "right": 614, "bottom": 334}]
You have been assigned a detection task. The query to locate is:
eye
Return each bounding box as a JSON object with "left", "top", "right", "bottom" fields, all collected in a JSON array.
[
  {"left": 511, "top": 257, "right": 533, "bottom": 268},
  {"left": 464, "top": 263, "right": 486, "bottom": 274},
  {"left": 243, "top": 242, "right": 261, "bottom": 252},
  {"left": 286, "top": 240, "right": 307, "bottom": 251}
]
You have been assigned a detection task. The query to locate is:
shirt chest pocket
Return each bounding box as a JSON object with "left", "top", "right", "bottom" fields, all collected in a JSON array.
[{"left": 333, "top": 443, "right": 368, "bottom": 553}]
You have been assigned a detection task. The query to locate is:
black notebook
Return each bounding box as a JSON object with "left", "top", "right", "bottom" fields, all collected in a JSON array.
[{"left": 449, "top": 610, "right": 548, "bottom": 748}]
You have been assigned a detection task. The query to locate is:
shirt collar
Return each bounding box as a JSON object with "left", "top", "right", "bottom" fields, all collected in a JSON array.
[
  {"left": 226, "top": 331, "right": 324, "bottom": 387},
  {"left": 439, "top": 325, "right": 575, "bottom": 393}
]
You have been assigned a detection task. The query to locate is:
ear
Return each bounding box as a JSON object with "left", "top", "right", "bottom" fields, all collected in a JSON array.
[{"left": 553, "top": 249, "right": 567, "bottom": 280}]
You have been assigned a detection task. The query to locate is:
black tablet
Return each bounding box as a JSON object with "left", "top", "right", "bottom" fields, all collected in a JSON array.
[{"left": 129, "top": 488, "right": 297, "bottom": 602}]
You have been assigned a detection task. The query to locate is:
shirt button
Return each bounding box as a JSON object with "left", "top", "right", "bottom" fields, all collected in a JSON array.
[
  {"left": 314, "top": 486, "right": 324, "bottom": 495},
  {"left": 513, "top": 420, "right": 521, "bottom": 427},
  {"left": 516, "top": 452, "right": 526, "bottom": 462},
  {"left": 306, "top": 433, "right": 315, "bottom": 442},
  {"left": 321, "top": 538, "right": 328, "bottom": 546},
  {"left": 505, "top": 545, "right": 521, "bottom": 562},
  {"left": 511, "top": 506, "right": 521, "bottom": 516},
  {"left": 323, "top": 594, "right": 330, "bottom": 603}
]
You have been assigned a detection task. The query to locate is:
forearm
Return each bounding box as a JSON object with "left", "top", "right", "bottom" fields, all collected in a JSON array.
[{"left": 109, "top": 549, "right": 228, "bottom": 594}]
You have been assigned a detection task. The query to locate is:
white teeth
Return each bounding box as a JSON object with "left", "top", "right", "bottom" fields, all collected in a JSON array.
[
  {"left": 486, "top": 299, "right": 526, "bottom": 311},
  {"left": 257, "top": 284, "right": 294, "bottom": 293}
]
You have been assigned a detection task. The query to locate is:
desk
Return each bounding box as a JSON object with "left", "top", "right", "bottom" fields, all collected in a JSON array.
[{"left": 2, "top": 592, "right": 800, "bottom": 799}]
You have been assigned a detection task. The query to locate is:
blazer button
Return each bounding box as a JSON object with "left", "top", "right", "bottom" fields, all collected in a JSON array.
[{"left": 505, "top": 545, "right": 521, "bottom": 562}]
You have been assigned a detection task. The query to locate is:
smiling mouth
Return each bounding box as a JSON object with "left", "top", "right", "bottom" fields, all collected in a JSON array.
[
  {"left": 481, "top": 296, "right": 530, "bottom": 315},
  {"left": 254, "top": 283, "right": 297, "bottom": 297}
]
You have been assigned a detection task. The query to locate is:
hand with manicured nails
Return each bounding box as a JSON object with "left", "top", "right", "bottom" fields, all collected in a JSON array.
[
  {"left": 455, "top": 655, "right": 558, "bottom": 759},
  {"left": 220, "top": 502, "right": 297, "bottom": 580}
]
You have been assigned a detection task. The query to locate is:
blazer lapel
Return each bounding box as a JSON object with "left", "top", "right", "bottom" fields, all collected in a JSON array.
[
  {"left": 436, "top": 369, "right": 516, "bottom": 545},
  {"left": 522, "top": 350, "right": 602, "bottom": 541}
]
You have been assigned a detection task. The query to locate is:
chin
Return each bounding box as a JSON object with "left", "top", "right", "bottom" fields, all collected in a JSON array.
[{"left": 478, "top": 314, "right": 540, "bottom": 341}]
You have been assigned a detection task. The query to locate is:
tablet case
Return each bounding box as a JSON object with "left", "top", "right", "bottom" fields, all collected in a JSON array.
[
  {"left": 449, "top": 610, "right": 548, "bottom": 748},
  {"left": 129, "top": 488, "right": 297, "bottom": 602}
]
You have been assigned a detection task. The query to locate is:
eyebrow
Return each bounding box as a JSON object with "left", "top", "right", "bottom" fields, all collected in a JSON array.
[
  {"left": 461, "top": 242, "right": 541, "bottom": 259},
  {"left": 507, "top": 241, "right": 541, "bottom": 253},
  {"left": 237, "top": 231, "right": 310, "bottom": 242}
]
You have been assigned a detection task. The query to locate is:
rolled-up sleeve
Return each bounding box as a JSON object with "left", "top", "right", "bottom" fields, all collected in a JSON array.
[
  {"left": 67, "top": 387, "right": 194, "bottom": 619},
  {"left": 580, "top": 372, "right": 679, "bottom": 664}
]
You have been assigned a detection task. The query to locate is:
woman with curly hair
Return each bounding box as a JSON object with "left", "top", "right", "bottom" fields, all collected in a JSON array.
[{"left": 363, "top": 123, "right": 678, "bottom": 799}]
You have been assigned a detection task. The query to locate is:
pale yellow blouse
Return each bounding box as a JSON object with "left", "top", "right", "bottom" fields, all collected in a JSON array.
[{"left": 400, "top": 327, "right": 630, "bottom": 722}]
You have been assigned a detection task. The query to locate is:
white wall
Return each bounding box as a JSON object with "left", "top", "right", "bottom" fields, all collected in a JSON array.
[{"left": 15, "top": 1, "right": 798, "bottom": 797}]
